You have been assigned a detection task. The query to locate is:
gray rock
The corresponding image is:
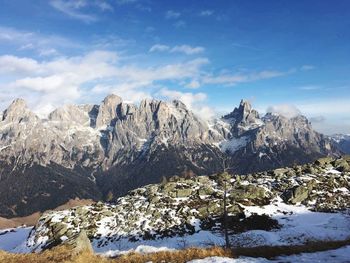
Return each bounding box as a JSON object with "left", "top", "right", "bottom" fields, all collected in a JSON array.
[
  {"left": 65, "top": 230, "right": 93, "bottom": 253},
  {"left": 176, "top": 189, "right": 192, "bottom": 198}
]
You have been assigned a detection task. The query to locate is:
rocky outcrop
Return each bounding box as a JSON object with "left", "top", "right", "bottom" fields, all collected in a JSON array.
[{"left": 26, "top": 157, "right": 350, "bottom": 251}]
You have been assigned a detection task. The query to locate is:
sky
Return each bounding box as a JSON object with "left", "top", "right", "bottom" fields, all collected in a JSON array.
[{"left": 0, "top": 0, "right": 349, "bottom": 134}]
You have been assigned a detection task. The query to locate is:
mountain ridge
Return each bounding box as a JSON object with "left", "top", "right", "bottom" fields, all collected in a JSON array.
[{"left": 0, "top": 94, "right": 340, "bottom": 217}]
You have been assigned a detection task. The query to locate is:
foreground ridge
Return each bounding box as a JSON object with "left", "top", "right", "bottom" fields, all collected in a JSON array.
[{"left": 26, "top": 156, "right": 350, "bottom": 252}]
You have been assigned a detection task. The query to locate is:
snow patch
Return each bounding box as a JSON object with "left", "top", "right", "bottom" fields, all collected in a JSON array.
[{"left": 220, "top": 136, "right": 250, "bottom": 153}]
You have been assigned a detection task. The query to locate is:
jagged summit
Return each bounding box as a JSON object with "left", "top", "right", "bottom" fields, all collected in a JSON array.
[
  {"left": 239, "top": 99, "right": 252, "bottom": 111},
  {"left": 3, "top": 98, "right": 27, "bottom": 116},
  {"left": 2, "top": 98, "right": 37, "bottom": 123}
]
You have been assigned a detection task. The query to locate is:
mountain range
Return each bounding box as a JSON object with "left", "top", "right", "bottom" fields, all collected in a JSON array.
[{"left": 0, "top": 94, "right": 341, "bottom": 218}]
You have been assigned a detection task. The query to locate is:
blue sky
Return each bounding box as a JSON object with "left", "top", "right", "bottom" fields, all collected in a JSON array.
[{"left": 0, "top": 0, "right": 349, "bottom": 134}]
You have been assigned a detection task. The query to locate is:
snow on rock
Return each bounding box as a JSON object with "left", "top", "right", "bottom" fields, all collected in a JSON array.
[{"left": 220, "top": 136, "right": 250, "bottom": 153}]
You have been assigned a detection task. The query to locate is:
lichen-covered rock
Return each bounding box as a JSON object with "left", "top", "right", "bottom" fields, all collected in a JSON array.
[
  {"left": 315, "top": 157, "right": 333, "bottom": 166},
  {"left": 176, "top": 189, "right": 193, "bottom": 198},
  {"left": 288, "top": 186, "right": 309, "bottom": 204},
  {"left": 63, "top": 230, "right": 93, "bottom": 253},
  {"left": 333, "top": 158, "right": 350, "bottom": 172}
]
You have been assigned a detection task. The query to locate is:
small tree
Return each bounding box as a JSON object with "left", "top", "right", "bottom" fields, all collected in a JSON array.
[
  {"left": 217, "top": 171, "right": 231, "bottom": 249},
  {"left": 161, "top": 176, "right": 168, "bottom": 184},
  {"left": 106, "top": 190, "right": 114, "bottom": 202}
]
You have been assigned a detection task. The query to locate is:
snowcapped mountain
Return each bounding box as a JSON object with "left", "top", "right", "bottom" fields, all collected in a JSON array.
[{"left": 0, "top": 95, "right": 338, "bottom": 217}]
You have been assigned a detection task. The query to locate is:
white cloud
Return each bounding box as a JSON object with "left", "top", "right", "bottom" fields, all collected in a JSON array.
[
  {"left": 116, "top": 0, "right": 138, "bottom": 4},
  {"left": 266, "top": 104, "right": 301, "bottom": 118},
  {"left": 0, "top": 52, "right": 209, "bottom": 115},
  {"left": 0, "top": 55, "right": 40, "bottom": 75},
  {"left": 0, "top": 26, "right": 80, "bottom": 56},
  {"left": 39, "top": 48, "right": 59, "bottom": 57},
  {"left": 298, "top": 85, "right": 321, "bottom": 90},
  {"left": 256, "top": 99, "right": 350, "bottom": 134},
  {"left": 173, "top": 20, "right": 186, "bottom": 28},
  {"left": 165, "top": 10, "right": 181, "bottom": 19},
  {"left": 50, "top": 0, "right": 97, "bottom": 23},
  {"left": 309, "top": 116, "right": 326, "bottom": 123},
  {"left": 200, "top": 10, "right": 214, "bottom": 16},
  {"left": 96, "top": 1, "right": 114, "bottom": 11},
  {"left": 158, "top": 88, "right": 215, "bottom": 120},
  {"left": 145, "top": 26, "right": 155, "bottom": 33},
  {"left": 203, "top": 70, "right": 288, "bottom": 86},
  {"left": 300, "top": 65, "right": 315, "bottom": 71},
  {"left": 91, "top": 84, "right": 151, "bottom": 103},
  {"left": 185, "top": 79, "right": 201, "bottom": 89},
  {"left": 297, "top": 99, "right": 350, "bottom": 116},
  {"left": 149, "top": 44, "right": 205, "bottom": 55},
  {"left": 149, "top": 44, "right": 170, "bottom": 52},
  {"left": 171, "top": 45, "right": 205, "bottom": 55},
  {"left": 159, "top": 88, "right": 207, "bottom": 105}
]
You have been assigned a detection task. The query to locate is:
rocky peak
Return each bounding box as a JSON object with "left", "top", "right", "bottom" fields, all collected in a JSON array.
[
  {"left": 95, "top": 94, "right": 123, "bottom": 127},
  {"left": 239, "top": 99, "right": 252, "bottom": 113},
  {"left": 2, "top": 98, "right": 37, "bottom": 123},
  {"left": 223, "top": 99, "right": 262, "bottom": 136},
  {"left": 289, "top": 115, "right": 309, "bottom": 125}
]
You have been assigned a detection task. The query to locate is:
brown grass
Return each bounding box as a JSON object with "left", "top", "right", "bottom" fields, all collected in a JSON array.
[
  {"left": 0, "top": 239, "right": 349, "bottom": 263},
  {"left": 114, "top": 246, "right": 232, "bottom": 263},
  {"left": 0, "top": 246, "right": 230, "bottom": 263}
]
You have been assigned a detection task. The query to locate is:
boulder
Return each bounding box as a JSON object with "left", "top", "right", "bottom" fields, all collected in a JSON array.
[
  {"left": 273, "top": 168, "right": 290, "bottom": 177},
  {"left": 333, "top": 159, "right": 350, "bottom": 172},
  {"left": 198, "top": 186, "right": 214, "bottom": 196},
  {"left": 285, "top": 185, "right": 310, "bottom": 204},
  {"left": 230, "top": 185, "right": 266, "bottom": 202},
  {"left": 315, "top": 157, "right": 333, "bottom": 166},
  {"left": 64, "top": 230, "right": 93, "bottom": 253},
  {"left": 176, "top": 189, "right": 192, "bottom": 198},
  {"left": 162, "top": 182, "right": 176, "bottom": 193}
]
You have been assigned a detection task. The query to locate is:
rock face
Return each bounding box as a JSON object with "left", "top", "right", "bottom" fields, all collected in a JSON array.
[
  {"left": 0, "top": 95, "right": 339, "bottom": 217},
  {"left": 221, "top": 100, "right": 337, "bottom": 173},
  {"left": 26, "top": 157, "right": 350, "bottom": 251},
  {"left": 330, "top": 134, "right": 350, "bottom": 154}
]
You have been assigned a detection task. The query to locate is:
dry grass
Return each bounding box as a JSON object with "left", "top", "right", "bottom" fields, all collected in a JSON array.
[
  {"left": 114, "top": 246, "right": 232, "bottom": 263},
  {"left": 0, "top": 246, "right": 231, "bottom": 263},
  {"left": 0, "top": 239, "right": 350, "bottom": 263}
]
